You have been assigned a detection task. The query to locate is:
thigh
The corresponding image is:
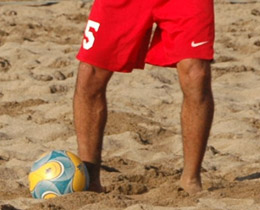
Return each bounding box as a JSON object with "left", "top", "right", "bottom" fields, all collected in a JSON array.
[
  {"left": 146, "top": 0, "right": 215, "bottom": 67},
  {"left": 77, "top": 0, "right": 154, "bottom": 73}
]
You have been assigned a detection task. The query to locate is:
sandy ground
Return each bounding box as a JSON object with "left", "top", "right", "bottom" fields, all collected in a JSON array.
[{"left": 0, "top": 0, "right": 260, "bottom": 209}]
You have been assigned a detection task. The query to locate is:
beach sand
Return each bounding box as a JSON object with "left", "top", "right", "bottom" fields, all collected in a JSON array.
[{"left": 0, "top": 0, "right": 260, "bottom": 209}]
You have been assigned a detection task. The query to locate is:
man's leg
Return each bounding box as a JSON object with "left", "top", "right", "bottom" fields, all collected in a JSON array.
[
  {"left": 177, "top": 59, "right": 214, "bottom": 194},
  {"left": 73, "top": 62, "right": 113, "bottom": 192}
]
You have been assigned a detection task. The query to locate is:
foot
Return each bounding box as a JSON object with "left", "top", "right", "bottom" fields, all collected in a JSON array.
[
  {"left": 88, "top": 181, "right": 104, "bottom": 193},
  {"left": 180, "top": 175, "right": 202, "bottom": 195},
  {"left": 83, "top": 161, "right": 104, "bottom": 193}
]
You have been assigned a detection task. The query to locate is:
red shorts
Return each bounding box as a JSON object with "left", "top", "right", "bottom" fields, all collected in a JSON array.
[{"left": 77, "top": 0, "right": 215, "bottom": 73}]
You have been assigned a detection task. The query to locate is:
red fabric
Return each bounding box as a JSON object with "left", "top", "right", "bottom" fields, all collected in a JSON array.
[{"left": 77, "top": 0, "right": 215, "bottom": 72}]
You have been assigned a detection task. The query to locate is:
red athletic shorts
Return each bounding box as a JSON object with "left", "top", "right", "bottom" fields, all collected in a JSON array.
[{"left": 77, "top": 0, "right": 215, "bottom": 73}]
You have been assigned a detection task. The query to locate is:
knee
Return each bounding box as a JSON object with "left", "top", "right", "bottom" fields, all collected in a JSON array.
[
  {"left": 74, "top": 62, "right": 111, "bottom": 99},
  {"left": 178, "top": 59, "right": 211, "bottom": 87},
  {"left": 177, "top": 59, "right": 212, "bottom": 98}
]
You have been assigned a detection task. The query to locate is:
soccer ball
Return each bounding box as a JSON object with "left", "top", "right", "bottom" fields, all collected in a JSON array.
[{"left": 28, "top": 150, "right": 89, "bottom": 199}]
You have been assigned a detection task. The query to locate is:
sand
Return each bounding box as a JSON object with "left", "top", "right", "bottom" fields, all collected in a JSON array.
[{"left": 0, "top": 0, "right": 260, "bottom": 209}]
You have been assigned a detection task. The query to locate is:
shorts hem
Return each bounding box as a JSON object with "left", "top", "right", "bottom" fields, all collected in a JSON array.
[
  {"left": 145, "top": 55, "right": 214, "bottom": 68},
  {"left": 76, "top": 55, "right": 142, "bottom": 73}
]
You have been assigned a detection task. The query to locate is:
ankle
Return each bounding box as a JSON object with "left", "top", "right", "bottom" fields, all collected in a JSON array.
[
  {"left": 181, "top": 174, "right": 201, "bottom": 182},
  {"left": 83, "top": 161, "right": 102, "bottom": 189},
  {"left": 83, "top": 161, "right": 101, "bottom": 177},
  {"left": 180, "top": 174, "right": 202, "bottom": 194},
  {"left": 180, "top": 171, "right": 202, "bottom": 186}
]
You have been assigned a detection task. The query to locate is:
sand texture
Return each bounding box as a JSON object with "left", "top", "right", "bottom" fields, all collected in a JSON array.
[{"left": 0, "top": 0, "right": 260, "bottom": 209}]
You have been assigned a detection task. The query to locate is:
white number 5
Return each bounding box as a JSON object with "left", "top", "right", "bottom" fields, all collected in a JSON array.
[{"left": 83, "top": 20, "right": 100, "bottom": 50}]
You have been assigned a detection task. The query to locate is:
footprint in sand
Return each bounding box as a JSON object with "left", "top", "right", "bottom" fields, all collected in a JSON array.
[
  {"left": 0, "top": 132, "right": 11, "bottom": 141},
  {"left": 53, "top": 71, "right": 66, "bottom": 80},
  {"left": 0, "top": 30, "right": 9, "bottom": 37},
  {"left": 0, "top": 57, "right": 11, "bottom": 72},
  {"left": 251, "top": 9, "right": 260, "bottom": 16},
  {"left": 31, "top": 73, "right": 53, "bottom": 81},
  {"left": 3, "top": 10, "right": 17, "bottom": 16},
  {"left": 253, "top": 40, "right": 260, "bottom": 47},
  {"left": 49, "top": 85, "right": 68, "bottom": 94},
  {"left": 49, "top": 57, "right": 71, "bottom": 68}
]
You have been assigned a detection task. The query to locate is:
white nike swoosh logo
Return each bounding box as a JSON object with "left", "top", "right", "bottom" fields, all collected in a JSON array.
[{"left": 191, "top": 41, "right": 208, "bottom": 47}]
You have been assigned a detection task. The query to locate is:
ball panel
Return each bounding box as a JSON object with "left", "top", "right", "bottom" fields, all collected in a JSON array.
[
  {"left": 64, "top": 179, "right": 74, "bottom": 194},
  {"left": 50, "top": 150, "right": 67, "bottom": 159},
  {"left": 53, "top": 179, "right": 72, "bottom": 194},
  {"left": 44, "top": 161, "right": 64, "bottom": 180},
  {"left": 29, "top": 161, "right": 63, "bottom": 192},
  {"left": 42, "top": 192, "right": 58, "bottom": 199},
  {"left": 66, "top": 151, "right": 89, "bottom": 191},
  {"left": 31, "top": 152, "right": 51, "bottom": 171},
  {"left": 33, "top": 181, "right": 61, "bottom": 199},
  {"left": 54, "top": 157, "right": 74, "bottom": 181}
]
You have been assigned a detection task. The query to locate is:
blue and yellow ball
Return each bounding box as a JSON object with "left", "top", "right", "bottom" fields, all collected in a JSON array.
[{"left": 28, "top": 150, "right": 89, "bottom": 199}]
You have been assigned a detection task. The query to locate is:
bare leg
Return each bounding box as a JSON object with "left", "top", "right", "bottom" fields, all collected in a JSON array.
[
  {"left": 73, "top": 62, "right": 113, "bottom": 192},
  {"left": 177, "top": 59, "right": 214, "bottom": 194}
]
